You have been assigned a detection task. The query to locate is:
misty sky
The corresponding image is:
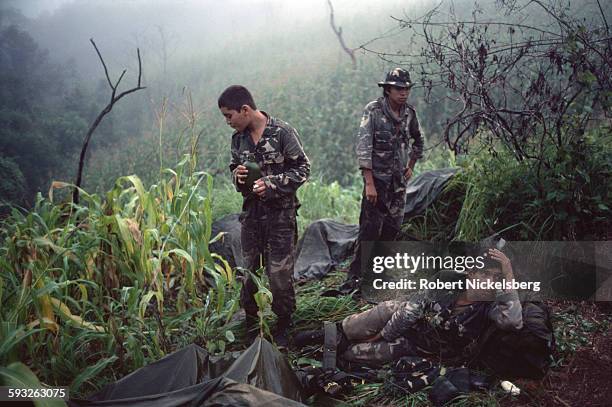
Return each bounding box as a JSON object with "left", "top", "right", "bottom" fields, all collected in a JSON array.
[
  {"left": 6, "top": 0, "right": 425, "bottom": 19},
  {"left": 2, "top": 0, "right": 439, "bottom": 96}
]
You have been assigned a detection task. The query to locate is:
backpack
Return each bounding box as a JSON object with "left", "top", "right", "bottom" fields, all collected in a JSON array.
[{"left": 474, "top": 302, "right": 555, "bottom": 379}]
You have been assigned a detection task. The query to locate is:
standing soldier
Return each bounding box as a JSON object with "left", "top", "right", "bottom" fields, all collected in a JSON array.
[
  {"left": 344, "top": 68, "right": 424, "bottom": 292},
  {"left": 218, "top": 85, "right": 310, "bottom": 348}
]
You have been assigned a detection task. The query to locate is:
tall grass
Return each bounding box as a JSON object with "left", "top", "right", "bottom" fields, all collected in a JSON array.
[
  {"left": 0, "top": 154, "right": 240, "bottom": 397},
  {"left": 403, "top": 126, "right": 611, "bottom": 241},
  {"left": 296, "top": 177, "right": 361, "bottom": 234}
]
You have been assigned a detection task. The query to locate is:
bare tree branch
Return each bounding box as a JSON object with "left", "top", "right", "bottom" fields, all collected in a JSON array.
[
  {"left": 327, "top": 0, "right": 356, "bottom": 68},
  {"left": 596, "top": 0, "right": 609, "bottom": 34},
  {"left": 73, "top": 40, "right": 146, "bottom": 204},
  {"left": 90, "top": 39, "right": 113, "bottom": 90}
]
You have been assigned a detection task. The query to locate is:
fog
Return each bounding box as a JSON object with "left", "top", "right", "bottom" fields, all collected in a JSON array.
[{"left": 3, "top": 0, "right": 433, "bottom": 80}]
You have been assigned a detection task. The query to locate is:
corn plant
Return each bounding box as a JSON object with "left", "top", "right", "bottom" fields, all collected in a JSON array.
[
  {"left": 247, "top": 268, "right": 273, "bottom": 339},
  {"left": 0, "top": 153, "right": 241, "bottom": 397}
]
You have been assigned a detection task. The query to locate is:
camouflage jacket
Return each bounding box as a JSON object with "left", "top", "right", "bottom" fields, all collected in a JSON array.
[
  {"left": 229, "top": 113, "right": 310, "bottom": 210},
  {"left": 356, "top": 97, "right": 424, "bottom": 184},
  {"left": 381, "top": 289, "right": 523, "bottom": 353}
]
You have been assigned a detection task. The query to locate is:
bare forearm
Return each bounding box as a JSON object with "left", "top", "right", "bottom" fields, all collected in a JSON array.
[{"left": 362, "top": 168, "right": 374, "bottom": 185}]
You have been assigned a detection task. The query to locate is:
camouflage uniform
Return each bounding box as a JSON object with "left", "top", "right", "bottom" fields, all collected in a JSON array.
[
  {"left": 229, "top": 113, "right": 310, "bottom": 320},
  {"left": 340, "top": 289, "right": 523, "bottom": 366},
  {"left": 348, "top": 85, "right": 424, "bottom": 280}
]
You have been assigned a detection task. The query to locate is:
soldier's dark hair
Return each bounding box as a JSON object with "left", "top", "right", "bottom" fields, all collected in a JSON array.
[
  {"left": 382, "top": 85, "right": 390, "bottom": 97},
  {"left": 218, "top": 85, "right": 257, "bottom": 111},
  {"left": 482, "top": 254, "right": 503, "bottom": 271}
]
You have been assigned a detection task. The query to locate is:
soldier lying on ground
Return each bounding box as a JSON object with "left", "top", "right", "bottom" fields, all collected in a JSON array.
[{"left": 297, "top": 249, "right": 524, "bottom": 367}]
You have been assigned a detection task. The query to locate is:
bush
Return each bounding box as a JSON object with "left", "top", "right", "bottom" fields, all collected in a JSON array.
[{"left": 404, "top": 126, "right": 611, "bottom": 241}]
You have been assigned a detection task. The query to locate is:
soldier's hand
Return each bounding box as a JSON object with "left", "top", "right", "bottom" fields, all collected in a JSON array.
[
  {"left": 253, "top": 178, "right": 267, "bottom": 197},
  {"left": 487, "top": 249, "right": 513, "bottom": 278},
  {"left": 365, "top": 182, "right": 377, "bottom": 205},
  {"left": 234, "top": 165, "right": 248, "bottom": 184},
  {"left": 404, "top": 166, "right": 413, "bottom": 181}
]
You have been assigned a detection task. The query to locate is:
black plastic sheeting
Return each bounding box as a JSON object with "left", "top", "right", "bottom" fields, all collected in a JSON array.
[
  {"left": 210, "top": 169, "right": 459, "bottom": 281},
  {"left": 294, "top": 220, "right": 359, "bottom": 280},
  {"left": 69, "top": 338, "right": 305, "bottom": 407},
  {"left": 210, "top": 213, "right": 244, "bottom": 269},
  {"left": 403, "top": 168, "right": 458, "bottom": 219},
  {"left": 223, "top": 336, "right": 303, "bottom": 401}
]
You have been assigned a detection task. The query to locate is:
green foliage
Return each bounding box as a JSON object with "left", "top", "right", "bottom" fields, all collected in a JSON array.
[
  {"left": 455, "top": 126, "right": 611, "bottom": 240},
  {"left": 0, "top": 25, "right": 93, "bottom": 206},
  {"left": 405, "top": 125, "right": 611, "bottom": 241},
  {"left": 207, "top": 173, "right": 362, "bottom": 234},
  {"left": 296, "top": 177, "right": 361, "bottom": 233},
  {"left": 210, "top": 182, "right": 243, "bottom": 221},
  {"left": 403, "top": 177, "right": 464, "bottom": 241},
  {"left": 262, "top": 67, "right": 375, "bottom": 186},
  {"left": 552, "top": 305, "right": 610, "bottom": 366},
  {"left": 0, "top": 23, "right": 148, "bottom": 208},
  {"left": 0, "top": 156, "right": 26, "bottom": 206},
  {"left": 0, "top": 362, "right": 67, "bottom": 407},
  {"left": 0, "top": 154, "right": 241, "bottom": 397},
  {"left": 294, "top": 272, "right": 364, "bottom": 330},
  {"left": 248, "top": 269, "right": 273, "bottom": 339}
]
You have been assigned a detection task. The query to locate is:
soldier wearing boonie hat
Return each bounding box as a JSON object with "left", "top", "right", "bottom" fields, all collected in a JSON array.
[{"left": 343, "top": 68, "right": 424, "bottom": 292}]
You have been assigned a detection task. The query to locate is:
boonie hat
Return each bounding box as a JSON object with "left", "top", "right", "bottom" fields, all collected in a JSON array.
[{"left": 378, "top": 67, "right": 414, "bottom": 88}]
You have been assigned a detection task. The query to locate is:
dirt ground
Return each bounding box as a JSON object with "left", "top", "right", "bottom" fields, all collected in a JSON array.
[{"left": 502, "top": 303, "right": 612, "bottom": 407}]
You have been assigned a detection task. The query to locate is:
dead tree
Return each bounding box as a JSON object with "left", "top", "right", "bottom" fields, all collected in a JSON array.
[
  {"left": 327, "top": 0, "right": 357, "bottom": 68},
  {"left": 73, "top": 39, "right": 145, "bottom": 204}
]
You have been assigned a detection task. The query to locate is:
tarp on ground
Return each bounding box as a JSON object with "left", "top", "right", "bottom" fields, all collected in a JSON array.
[
  {"left": 223, "top": 335, "right": 303, "bottom": 401},
  {"left": 294, "top": 219, "right": 359, "bottom": 280},
  {"left": 210, "top": 169, "right": 459, "bottom": 280},
  {"left": 69, "top": 338, "right": 305, "bottom": 407},
  {"left": 403, "top": 168, "right": 459, "bottom": 219}
]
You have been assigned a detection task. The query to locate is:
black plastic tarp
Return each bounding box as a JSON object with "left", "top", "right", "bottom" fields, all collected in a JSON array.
[
  {"left": 223, "top": 336, "right": 303, "bottom": 401},
  {"left": 210, "top": 169, "right": 459, "bottom": 281},
  {"left": 403, "top": 168, "right": 458, "bottom": 219},
  {"left": 69, "top": 338, "right": 305, "bottom": 407},
  {"left": 71, "top": 377, "right": 300, "bottom": 407},
  {"left": 294, "top": 219, "right": 359, "bottom": 280},
  {"left": 210, "top": 213, "right": 244, "bottom": 269}
]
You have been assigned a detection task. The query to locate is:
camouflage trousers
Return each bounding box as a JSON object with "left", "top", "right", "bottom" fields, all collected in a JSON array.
[
  {"left": 341, "top": 300, "right": 415, "bottom": 366},
  {"left": 240, "top": 208, "right": 297, "bottom": 319},
  {"left": 348, "top": 178, "right": 407, "bottom": 279}
]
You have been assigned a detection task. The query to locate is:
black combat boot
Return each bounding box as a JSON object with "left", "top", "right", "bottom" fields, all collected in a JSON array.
[
  {"left": 244, "top": 314, "right": 259, "bottom": 344},
  {"left": 294, "top": 323, "right": 349, "bottom": 351},
  {"left": 293, "top": 329, "right": 325, "bottom": 348},
  {"left": 273, "top": 317, "right": 292, "bottom": 350}
]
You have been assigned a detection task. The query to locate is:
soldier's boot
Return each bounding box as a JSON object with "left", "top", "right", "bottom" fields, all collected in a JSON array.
[
  {"left": 294, "top": 323, "right": 350, "bottom": 350},
  {"left": 294, "top": 329, "right": 325, "bottom": 348},
  {"left": 244, "top": 314, "right": 259, "bottom": 344},
  {"left": 273, "top": 316, "right": 292, "bottom": 350}
]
